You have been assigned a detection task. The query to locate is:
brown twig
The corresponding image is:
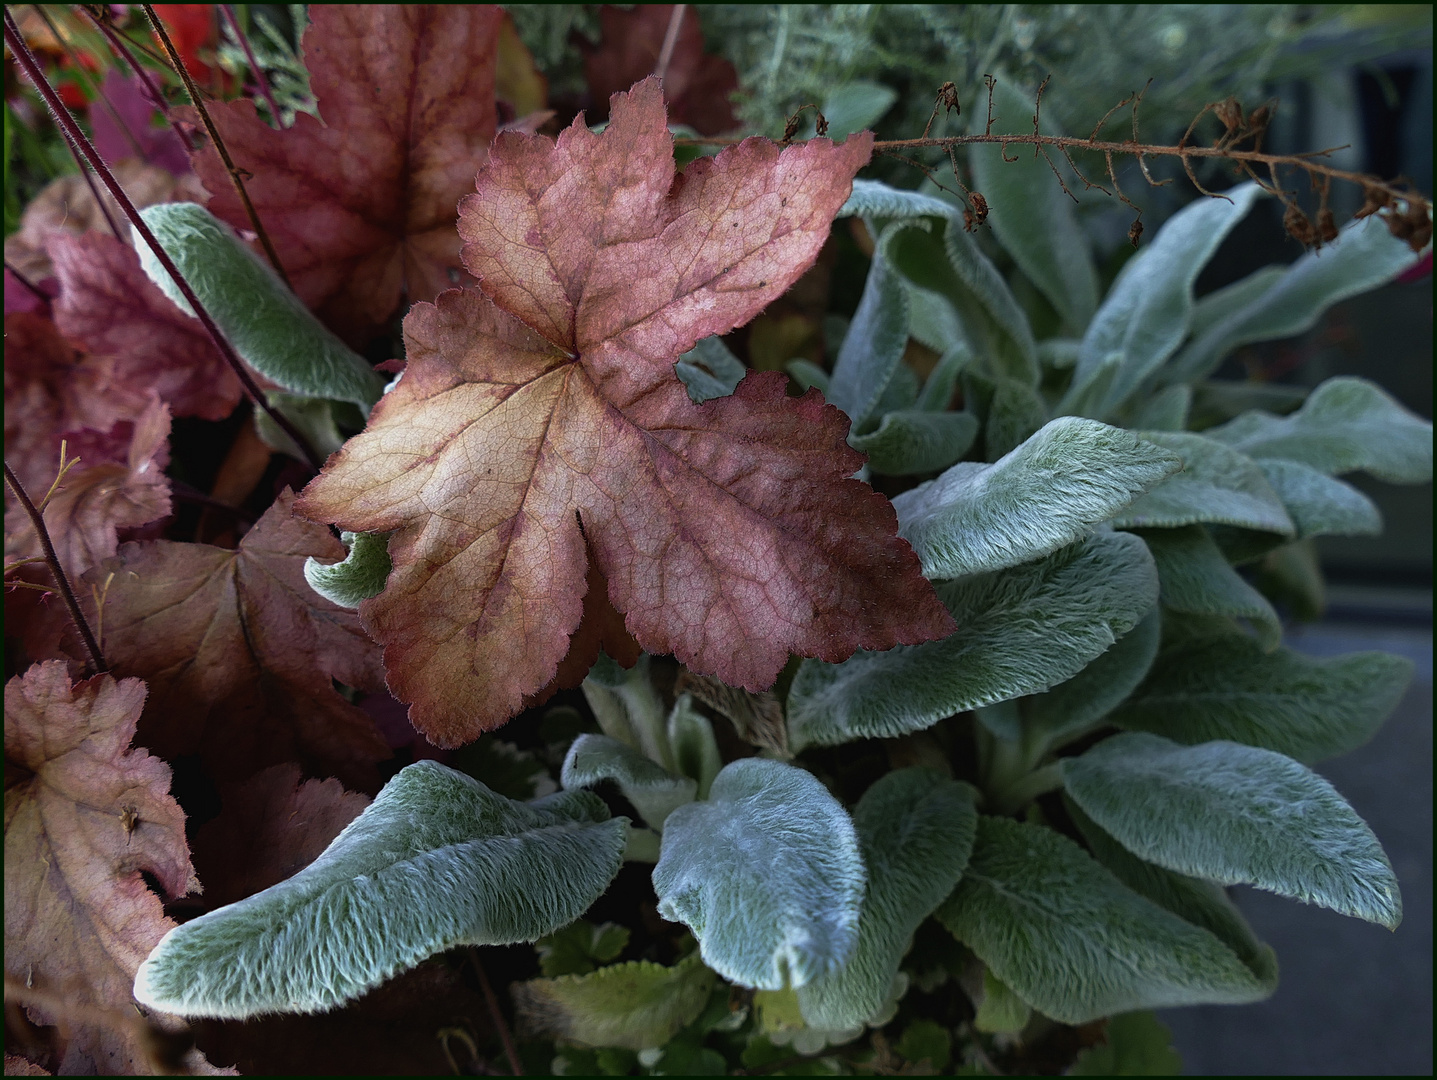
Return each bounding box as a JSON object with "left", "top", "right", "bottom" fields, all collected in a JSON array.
[
  {"left": 141, "top": 4, "right": 292, "bottom": 287},
  {"left": 468, "top": 949, "right": 523, "bottom": 1076},
  {"left": 4, "top": 462, "right": 107, "bottom": 674},
  {"left": 653, "top": 3, "right": 686, "bottom": 85},
  {"left": 219, "top": 5, "right": 282, "bottom": 127},
  {"left": 4, "top": 11, "right": 322, "bottom": 470}
]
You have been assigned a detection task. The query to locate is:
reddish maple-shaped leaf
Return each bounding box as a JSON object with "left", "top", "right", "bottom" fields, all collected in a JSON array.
[
  {"left": 582, "top": 5, "right": 740, "bottom": 134},
  {"left": 83, "top": 492, "right": 389, "bottom": 790},
  {"left": 49, "top": 232, "right": 242, "bottom": 422},
  {"left": 3, "top": 662, "right": 197, "bottom": 1074},
  {"left": 297, "top": 80, "right": 953, "bottom": 745},
  {"left": 184, "top": 4, "right": 503, "bottom": 345},
  {"left": 189, "top": 763, "right": 369, "bottom": 910},
  {"left": 6, "top": 397, "right": 172, "bottom": 583}
]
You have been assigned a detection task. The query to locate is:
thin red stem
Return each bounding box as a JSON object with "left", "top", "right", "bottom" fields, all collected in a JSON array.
[
  {"left": 5, "top": 259, "right": 51, "bottom": 304},
  {"left": 469, "top": 949, "right": 523, "bottom": 1076},
  {"left": 4, "top": 11, "right": 321, "bottom": 470},
  {"left": 220, "top": 4, "right": 282, "bottom": 127}
]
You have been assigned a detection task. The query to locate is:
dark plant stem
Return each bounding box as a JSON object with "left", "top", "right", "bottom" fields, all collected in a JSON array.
[
  {"left": 141, "top": 4, "right": 292, "bottom": 287},
  {"left": 654, "top": 4, "right": 686, "bottom": 84},
  {"left": 30, "top": 4, "right": 148, "bottom": 162},
  {"left": 170, "top": 479, "right": 256, "bottom": 522},
  {"left": 4, "top": 10, "right": 321, "bottom": 471},
  {"left": 4, "top": 259, "right": 51, "bottom": 304},
  {"left": 82, "top": 6, "right": 196, "bottom": 152},
  {"left": 4, "top": 462, "right": 107, "bottom": 675},
  {"left": 469, "top": 949, "right": 523, "bottom": 1076},
  {"left": 219, "top": 4, "right": 282, "bottom": 127}
]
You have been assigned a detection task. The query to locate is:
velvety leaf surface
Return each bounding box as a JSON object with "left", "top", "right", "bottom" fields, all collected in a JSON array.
[
  {"left": 303, "top": 530, "right": 392, "bottom": 609},
  {"left": 4, "top": 663, "right": 197, "bottom": 1073},
  {"left": 133, "top": 762, "right": 628, "bottom": 1018},
  {"left": 49, "top": 232, "right": 242, "bottom": 422},
  {"left": 850, "top": 408, "right": 978, "bottom": 475},
  {"left": 514, "top": 953, "right": 716, "bottom": 1050},
  {"left": 189, "top": 763, "right": 371, "bottom": 910},
  {"left": 1204, "top": 376, "right": 1433, "bottom": 484},
  {"left": 1112, "top": 430, "right": 1294, "bottom": 535},
  {"left": 1062, "top": 733, "right": 1402, "bottom": 928},
  {"left": 1256, "top": 458, "right": 1382, "bottom": 539},
  {"left": 1139, "top": 526, "right": 1280, "bottom": 651},
  {"left": 183, "top": 5, "right": 504, "bottom": 344},
  {"left": 936, "top": 817, "right": 1272, "bottom": 1024},
  {"left": 84, "top": 493, "right": 389, "bottom": 790},
  {"left": 1109, "top": 632, "right": 1413, "bottom": 764},
  {"left": 892, "top": 417, "right": 1180, "bottom": 579},
  {"left": 797, "top": 770, "right": 977, "bottom": 1030},
  {"left": 787, "top": 530, "right": 1158, "bottom": 750},
  {"left": 299, "top": 80, "right": 951, "bottom": 744},
  {"left": 826, "top": 247, "right": 908, "bottom": 430},
  {"left": 836, "top": 178, "right": 954, "bottom": 221},
  {"left": 561, "top": 733, "right": 697, "bottom": 830},
  {"left": 653, "top": 758, "right": 865, "bottom": 990}
]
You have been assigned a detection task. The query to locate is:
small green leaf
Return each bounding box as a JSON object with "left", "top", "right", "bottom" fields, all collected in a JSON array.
[
  {"left": 135, "top": 202, "right": 384, "bottom": 407},
  {"left": 1062, "top": 732, "right": 1402, "bottom": 928},
  {"left": 514, "top": 953, "right": 716, "bottom": 1050},
  {"left": 1169, "top": 216, "right": 1427, "bottom": 384},
  {"left": 787, "top": 531, "right": 1158, "bottom": 749},
  {"left": 828, "top": 247, "right": 909, "bottom": 430},
  {"left": 654, "top": 759, "right": 865, "bottom": 990},
  {"left": 1112, "top": 431, "right": 1294, "bottom": 535},
  {"left": 1255, "top": 540, "right": 1326, "bottom": 620},
  {"left": 937, "top": 816, "right": 1272, "bottom": 1024},
  {"left": 897, "top": 1018, "right": 953, "bottom": 1069},
  {"left": 1257, "top": 459, "right": 1382, "bottom": 539},
  {"left": 253, "top": 390, "right": 349, "bottom": 458},
  {"left": 968, "top": 78, "right": 1098, "bottom": 334},
  {"left": 892, "top": 417, "right": 1180, "bottom": 580},
  {"left": 974, "top": 969, "right": 1032, "bottom": 1035},
  {"left": 561, "top": 734, "right": 696, "bottom": 831},
  {"left": 851, "top": 409, "right": 978, "bottom": 475},
  {"left": 667, "top": 694, "right": 721, "bottom": 800},
  {"left": 798, "top": 771, "right": 978, "bottom": 1030},
  {"left": 1067, "top": 1011, "right": 1183, "bottom": 1076},
  {"left": 303, "top": 530, "right": 391, "bottom": 608},
  {"left": 1064, "top": 796, "right": 1277, "bottom": 986},
  {"left": 132, "top": 761, "right": 628, "bottom": 1018},
  {"left": 1019, "top": 609, "right": 1161, "bottom": 752},
  {"left": 1109, "top": 632, "right": 1413, "bottom": 764},
  {"left": 1138, "top": 526, "right": 1280, "bottom": 651},
  {"left": 821, "top": 81, "right": 899, "bottom": 138},
  {"left": 676, "top": 335, "right": 746, "bottom": 403},
  {"left": 1069, "top": 182, "right": 1263, "bottom": 415},
  {"left": 837, "top": 178, "right": 954, "bottom": 220},
  {"left": 535, "top": 919, "right": 631, "bottom": 977},
  {"left": 1204, "top": 376, "right": 1433, "bottom": 484},
  {"left": 582, "top": 655, "right": 673, "bottom": 772},
  {"left": 786, "top": 358, "right": 830, "bottom": 395}
]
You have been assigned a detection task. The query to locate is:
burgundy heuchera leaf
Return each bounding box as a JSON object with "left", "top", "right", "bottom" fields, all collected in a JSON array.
[
  {"left": 83, "top": 492, "right": 389, "bottom": 790},
  {"left": 3, "top": 662, "right": 198, "bottom": 1073},
  {"left": 183, "top": 4, "right": 503, "bottom": 344},
  {"left": 297, "top": 79, "right": 953, "bottom": 745}
]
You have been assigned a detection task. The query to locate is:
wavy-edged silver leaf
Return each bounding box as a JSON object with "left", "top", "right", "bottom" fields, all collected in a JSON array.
[
  {"left": 132, "top": 761, "right": 628, "bottom": 1018},
  {"left": 1204, "top": 376, "right": 1433, "bottom": 484},
  {"left": 561, "top": 734, "right": 697, "bottom": 831},
  {"left": 135, "top": 203, "right": 383, "bottom": 407},
  {"left": 915, "top": 342, "right": 973, "bottom": 411},
  {"left": 822, "top": 82, "right": 900, "bottom": 139},
  {"left": 1108, "top": 632, "right": 1413, "bottom": 764},
  {"left": 1062, "top": 732, "right": 1401, "bottom": 928},
  {"left": 851, "top": 409, "right": 978, "bottom": 475},
  {"left": 892, "top": 417, "right": 1180, "bottom": 579},
  {"left": 788, "top": 530, "right": 1158, "bottom": 750},
  {"left": 1257, "top": 459, "right": 1381, "bottom": 539},
  {"left": 837, "top": 178, "right": 955, "bottom": 221},
  {"left": 798, "top": 770, "right": 977, "bottom": 1030},
  {"left": 1139, "top": 526, "right": 1280, "bottom": 651},
  {"left": 653, "top": 759, "right": 864, "bottom": 991},
  {"left": 937, "top": 816, "right": 1272, "bottom": 1024},
  {"left": 828, "top": 245, "right": 909, "bottom": 430},
  {"left": 303, "top": 530, "right": 391, "bottom": 608},
  {"left": 1112, "top": 430, "right": 1294, "bottom": 535}
]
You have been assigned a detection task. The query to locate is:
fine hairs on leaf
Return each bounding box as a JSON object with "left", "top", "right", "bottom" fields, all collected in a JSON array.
[{"left": 133, "top": 761, "right": 629, "bottom": 1019}]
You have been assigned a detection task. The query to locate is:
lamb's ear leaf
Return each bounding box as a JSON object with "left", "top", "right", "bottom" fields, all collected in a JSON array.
[
  {"left": 1203, "top": 376, "right": 1433, "bottom": 484},
  {"left": 666, "top": 694, "right": 721, "bottom": 801},
  {"left": 304, "top": 530, "right": 392, "bottom": 608},
  {"left": 973, "top": 969, "right": 1032, "bottom": 1035},
  {"left": 133, "top": 761, "right": 627, "bottom": 1019},
  {"left": 915, "top": 342, "right": 973, "bottom": 411},
  {"left": 1138, "top": 526, "right": 1280, "bottom": 651},
  {"left": 827, "top": 247, "right": 909, "bottom": 430},
  {"left": 1257, "top": 459, "right": 1382, "bottom": 539},
  {"left": 1019, "top": 607, "right": 1161, "bottom": 751},
  {"left": 1112, "top": 431, "right": 1294, "bottom": 535},
  {"left": 891, "top": 417, "right": 1180, "bottom": 580},
  {"left": 1067, "top": 1011, "right": 1184, "bottom": 1076},
  {"left": 652, "top": 759, "right": 864, "bottom": 991},
  {"left": 561, "top": 733, "right": 697, "bottom": 831},
  {"left": 1061, "top": 732, "right": 1401, "bottom": 929},
  {"left": 935, "top": 816, "right": 1271, "bottom": 1025},
  {"left": 675, "top": 335, "right": 746, "bottom": 403},
  {"left": 1108, "top": 631, "right": 1413, "bottom": 765},
  {"left": 850, "top": 409, "right": 978, "bottom": 475},
  {"left": 1067, "top": 182, "right": 1263, "bottom": 416},
  {"left": 837, "top": 178, "right": 955, "bottom": 220},
  {"left": 1132, "top": 384, "right": 1192, "bottom": 432},
  {"left": 797, "top": 771, "right": 978, "bottom": 1030},
  {"left": 134, "top": 202, "right": 384, "bottom": 407},
  {"left": 788, "top": 530, "right": 1157, "bottom": 750},
  {"left": 1063, "top": 795, "right": 1277, "bottom": 986},
  {"left": 513, "top": 953, "right": 716, "bottom": 1051}
]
